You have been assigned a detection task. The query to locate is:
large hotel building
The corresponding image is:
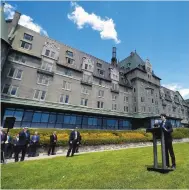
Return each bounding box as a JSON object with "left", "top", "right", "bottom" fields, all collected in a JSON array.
[{"left": 1, "top": 6, "right": 189, "bottom": 130}]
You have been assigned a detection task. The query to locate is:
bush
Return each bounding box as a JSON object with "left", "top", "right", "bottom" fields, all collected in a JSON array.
[{"left": 5, "top": 127, "right": 189, "bottom": 147}]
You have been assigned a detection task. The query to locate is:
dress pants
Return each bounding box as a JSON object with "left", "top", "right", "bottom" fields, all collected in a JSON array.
[
  {"left": 165, "top": 139, "right": 176, "bottom": 167},
  {"left": 15, "top": 145, "right": 27, "bottom": 162},
  {"left": 67, "top": 140, "right": 77, "bottom": 157},
  {"left": 48, "top": 143, "right": 56, "bottom": 155}
]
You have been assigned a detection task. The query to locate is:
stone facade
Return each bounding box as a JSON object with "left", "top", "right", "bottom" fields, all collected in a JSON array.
[{"left": 1, "top": 10, "right": 189, "bottom": 129}]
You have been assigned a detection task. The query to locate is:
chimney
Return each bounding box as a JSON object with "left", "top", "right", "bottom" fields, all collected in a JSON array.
[
  {"left": 12, "top": 11, "right": 21, "bottom": 27},
  {"left": 111, "top": 47, "right": 117, "bottom": 65},
  {"left": 8, "top": 10, "right": 21, "bottom": 40}
]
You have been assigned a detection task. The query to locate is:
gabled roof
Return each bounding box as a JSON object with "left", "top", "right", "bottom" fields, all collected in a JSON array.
[{"left": 1, "top": 3, "right": 10, "bottom": 45}]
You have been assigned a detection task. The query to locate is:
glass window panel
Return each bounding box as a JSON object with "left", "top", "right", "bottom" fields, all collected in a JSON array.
[
  {"left": 49, "top": 114, "right": 56, "bottom": 123},
  {"left": 23, "top": 111, "right": 33, "bottom": 121},
  {"left": 45, "top": 49, "right": 50, "bottom": 56},
  {"left": 93, "top": 118, "right": 97, "bottom": 126},
  {"left": 32, "top": 112, "right": 42, "bottom": 122},
  {"left": 31, "top": 123, "right": 40, "bottom": 128},
  {"left": 34, "top": 90, "right": 40, "bottom": 99},
  {"left": 3, "top": 109, "right": 15, "bottom": 120},
  {"left": 76, "top": 116, "right": 82, "bottom": 125},
  {"left": 57, "top": 114, "right": 64, "bottom": 123},
  {"left": 65, "top": 95, "right": 69, "bottom": 103},
  {"left": 48, "top": 123, "right": 55, "bottom": 128},
  {"left": 14, "top": 110, "right": 24, "bottom": 121},
  {"left": 21, "top": 122, "right": 31, "bottom": 128},
  {"left": 40, "top": 91, "right": 46, "bottom": 100},
  {"left": 14, "top": 121, "right": 21, "bottom": 128},
  {"left": 39, "top": 123, "right": 48, "bottom": 128},
  {"left": 2, "top": 84, "right": 10, "bottom": 94},
  {"left": 10, "top": 86, "right": 18, "bottom": 96},
  {"left": 41, "top": 113, "right": 49, "bottom": 123},
  {"left": 88, "top": 118, "right": 93, "bottom": 125},
  {"left": 70, "top": 116, "right": 76, "bottom": 124},
  {"left": 15, "top": 69, "right": 23, "bottom": 79},
  {"left": 8, "top": 68, "right": 15, "bottom": 77},
  {"left": 83, "top": 117, "right": 88, "bottom": 125},
  {"left": 64, "top": 115, "right": 70, "bottom": 124}
]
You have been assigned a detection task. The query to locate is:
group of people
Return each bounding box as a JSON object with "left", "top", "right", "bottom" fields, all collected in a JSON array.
[
  {"left": 1, "top": 114, "right": 176, "bottom": 169},
  {"left": 1, "top": 127, "right": 40, "bottom": 163},
  {"left": 47, "top": 127, "right": 82, "bottom": 157},
  {"left": 1, "top": 126, "right": 82, "bottom": 163}
]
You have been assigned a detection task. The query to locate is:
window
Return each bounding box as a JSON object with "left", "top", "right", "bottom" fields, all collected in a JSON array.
[
  {"left": 50, "top": 51, "right": 55, "bottom": 58},
  {"left": 97, "top": 69, "right": 104, "bottom": 76},
  {"left": 62, "top": 81, "right": 71, "bottom": 90},
  {"left": 85, "top": 64, "right": 88, "bottom": 70},
  {"left": 152, "top": 99, "right": 154, "bottom": 103},
  {"left": 45, "top": 50, "right": 50, "bottom": 56},
  {"left": 134, "top": 97, "right": 136, "bottom": 102},
  {"left": 99, "top": 79, "right": 102, "bottom": 85},
  {"left": 112, "top": 83, "right": 118, "bottom": 91},
  {"left": 97, "top": 101, "right": 104, "bottom": 108},
  {"left": 173, "top": 108, "right": 176, "bottom": 112},
  {"left": 8, "top": 68, "right": 15, "bottom": 78},
  {"left": 60, "top": 94, "right": 69, "bottom": 104},
  {"left": 41, "top": 61, "right": 53, "bottom": 72},
  {"left": 112, "top": 104, "right": 117, "bottom": 110},
  {"left": 124, "top": 88, "right": 128, "bottom": 93},
  {"left": 151, "top": 90, "right": 154, "bottom": 95},
  {"left": 141, "top": 106, "right": 146, "bottom": 112},
  {"left": 112, "top": 94, "right": 117, "bottom": 101},
  {"left": 124, "top": 106, "right": 129, "bottom": 112},
  {"left": 135, "top": 107, "right": 137, "bottom": 112},
  {"left": 7, "top": 68, "right": 23, "bottom": 80},
  {"left": 37, "top": 74, "right": 49, "bottom": 85},
  {"left": 141, "top": 97, "right": 145, "bottom": 102},
  {"left": 21, "top": 41, "right": 32, "bottom": 50},
  {"left": 97, "top": 62, "right": 102, "bottom": 68},
  {"left": 81, "top": 86, "right": 89, "bottom": 94},
  {"left": 124, "top": 96, "right": 128, "bottom": 102},
  {"left": 133, "top": 88, "right": 136, "bottom": 92},
  {"left": 2, "top": 84, "right": 10, "bottom": 94},
  {"left": 66, "top": 57, "right": 74, "bottom": 64},
  {"left": 10, "top": 86, "right": 18, "bottom": 96},
  {"left": 66, "top": 51, "right": 73, "bottom": 57},
  {"left": 98, "top": 90, "right": 104, "bottom": 97},
  {"left": 24, "top": 33, "right": 33, "bottom": 41},
  {"left": 149, "top": 107, "right": 151, "bottom": 112},
  {"left": 81, "top": 98, "right": 88, "bottom": 106},
  {"left": 33, "top": 90, "right": 46, "bottom": 101},
  {"left": 11, "top": 54, "right": 26, "bottom": 63}
]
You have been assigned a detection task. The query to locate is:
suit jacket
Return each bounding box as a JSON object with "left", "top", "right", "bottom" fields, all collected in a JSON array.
[
  {"left": 31, "top": 135, "right": 40, "bottom": 144},
  {"left": 1, "top": 132, "right": 7, "bottom": 150},
  {"left": 18, "top": 131, "right": 27, "bottom": 146},
  {"left": 160, "top": 120, "right": 173, "bottom": 140},
  {"left": 69, "top": 131, "right": 81, "bottom": 142},
  {"left": 50, "top": 134, "right": 57, "bottom": 144}
]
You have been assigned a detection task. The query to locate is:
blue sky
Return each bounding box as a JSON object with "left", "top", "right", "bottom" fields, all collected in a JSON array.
[{"left": 5, "top": 1, "right": 189, "bottom": 99}]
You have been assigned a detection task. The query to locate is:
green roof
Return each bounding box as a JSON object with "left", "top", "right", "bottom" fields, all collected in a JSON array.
[
  {"left": 119, "top": 51, "right": 145, "bottom": 70},
  {"left": 1, "top": 4, "right": 10, "bottom": 45}
]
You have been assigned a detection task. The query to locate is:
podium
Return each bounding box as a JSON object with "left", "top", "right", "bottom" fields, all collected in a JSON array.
[{"left": 146, "top": 127, "right": 173, "bottom": 173}]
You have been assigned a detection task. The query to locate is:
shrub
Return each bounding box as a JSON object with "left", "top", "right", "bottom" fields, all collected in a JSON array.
[{"left": 4, "top": 127, "right": 189, "bottom": 147}]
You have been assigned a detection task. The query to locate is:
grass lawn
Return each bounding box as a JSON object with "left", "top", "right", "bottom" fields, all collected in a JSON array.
[{"left": 1, "top": 142, "right": 189, "bottom": 189}]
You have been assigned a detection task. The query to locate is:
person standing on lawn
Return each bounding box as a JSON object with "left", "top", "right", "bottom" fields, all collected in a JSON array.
[
  {"left": 66, "top": 127, "right": 81, "bottom": 157},
  {"left": 48, "top": 131, "right": 57, "bottom": 156},
  {"left": 160, "top": 113, "right": 176, "bottom": 169}
]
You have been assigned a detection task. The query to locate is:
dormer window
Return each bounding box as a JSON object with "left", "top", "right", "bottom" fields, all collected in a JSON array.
[
  {"left": 66, "top": 51, "right": 73, "bottom": 57},
  {"left": 24, "top": 33, "right": 33, "bottom": 41},
  {"left": 97, "top": 69, "right": 104, "bottom": 76},
  {"left": 50, "top": 51, "right": 55, "bottom": 58},
  {"left": 21, "top": 41, "right": 32, "bottom": 50},
  {"left": 97, "top": 62, "right": 102, "bottom": 68},
  {"left": 45, "top": 50, "right": 50, "bottom": 56},
  {"left": 85, "top": 64, "right": 88, "bottom": 70}
]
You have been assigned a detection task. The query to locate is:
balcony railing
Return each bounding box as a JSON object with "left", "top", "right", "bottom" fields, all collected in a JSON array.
[
  {"left": 37, "top": 68, "right": 54, "bottom": 77},
  {"left": 80, "top": 79, "right": 92, "bottom": 86}
]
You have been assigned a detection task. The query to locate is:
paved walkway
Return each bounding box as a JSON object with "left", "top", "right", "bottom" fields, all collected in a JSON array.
[{"left": 3, "top": 138, "right": 189, "bottom": 164}]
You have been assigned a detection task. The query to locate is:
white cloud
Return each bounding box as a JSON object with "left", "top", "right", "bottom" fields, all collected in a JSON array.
[
  {"left": 4, "top": 3, "right": 48, "bottom": 36},
  {"left": 162, "top": 83, "right": 189, "bottom": 100},
  {"left": 68, "top": 2, "right": 120, "bottom": 44}
]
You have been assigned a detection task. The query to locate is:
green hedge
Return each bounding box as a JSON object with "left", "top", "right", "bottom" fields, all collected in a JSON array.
[{"left": 5, "top": 128, "right": 189, "bottom": 147}]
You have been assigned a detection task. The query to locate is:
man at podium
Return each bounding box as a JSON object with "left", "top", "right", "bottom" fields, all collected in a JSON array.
[{"left": 160, "top": 113, "right": 176, "bottom": 169}]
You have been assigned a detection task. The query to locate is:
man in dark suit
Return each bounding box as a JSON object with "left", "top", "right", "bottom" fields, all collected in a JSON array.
[
  {"left": 15, "top": 127, "right": 28, "bottom": 162},
  {"left": 29, "top": 131, "right": 40, "bottom": 157},
  {"left": 1, "top": 127, "right": 7, "bottom": 163},
  {"left": 75, "top": 134, "right": 82, "bottom": 153},
  {"left": 48, "top": 131, "right": 57, "bottom": 156},
  {"left": 160, "top": 113, "right": 176, "bottom": 169},
  {"left": 66, "top": 127, "right": 81, "bottom": 157}
]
